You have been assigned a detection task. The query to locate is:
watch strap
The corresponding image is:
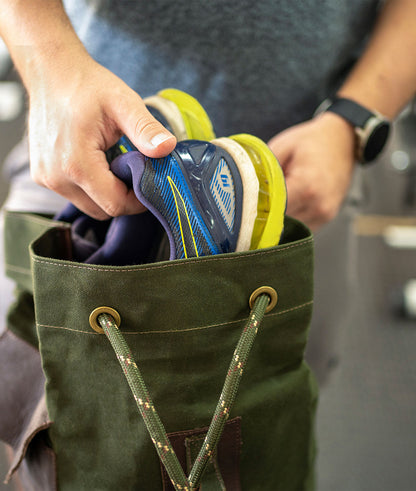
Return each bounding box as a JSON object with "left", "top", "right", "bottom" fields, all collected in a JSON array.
[{"left": 324, "top": 97, "right": 373, "bottom": 128}]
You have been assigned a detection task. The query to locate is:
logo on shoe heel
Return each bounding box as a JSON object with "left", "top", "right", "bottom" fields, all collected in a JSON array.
[
  {"left": 220, "top": 174, "right": 230, "bottom": 188},
  {"left": 210, "top": 159, "right": 236, "bottom": 232}
]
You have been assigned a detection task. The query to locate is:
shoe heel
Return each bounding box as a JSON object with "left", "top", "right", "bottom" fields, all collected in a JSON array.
[{"left": 211, "top": 137, "right": 259, "bottom": 252}]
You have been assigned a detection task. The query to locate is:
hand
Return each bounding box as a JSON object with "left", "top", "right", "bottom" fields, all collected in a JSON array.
[
  {"left": 268, "top": 113, "right": 356, "bottom": 231},
  {"left": 28, "top": 52, "right": 176, "bottom": 220}
]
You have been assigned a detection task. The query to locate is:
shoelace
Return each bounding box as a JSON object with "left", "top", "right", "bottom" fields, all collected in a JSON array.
[{"left": 98, "top": 293, "right": 271, "bottom": 490}]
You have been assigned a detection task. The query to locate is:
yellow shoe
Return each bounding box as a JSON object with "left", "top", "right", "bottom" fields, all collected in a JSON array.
[
  {"left": 145, "top": 88, "right": 215, "bottom": 141},
  {"left": 228, "top": 134, "right": 287, "bottom": 249}
]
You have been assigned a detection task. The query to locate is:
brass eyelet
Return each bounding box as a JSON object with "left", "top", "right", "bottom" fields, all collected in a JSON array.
[
  {"left": 89, "top": 306, "right": 121, "bottom": 334},
  {"left": 249, "top": 286, "right": 278, "bottom": 313}
]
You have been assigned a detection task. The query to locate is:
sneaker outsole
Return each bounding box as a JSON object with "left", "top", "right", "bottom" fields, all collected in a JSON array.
[
  {"left": 229, "top": 134, "right": 287, "bottom": 249},
  {"left": 158, "top": 88, "right": 216, "bottom": 141}
]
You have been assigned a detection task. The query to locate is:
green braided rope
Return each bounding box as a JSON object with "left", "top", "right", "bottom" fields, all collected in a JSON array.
[
  {"left": 188, "top": 293, "right": 269, "bottom": 487},
  {"left": 99, "top": 313, "right": 190, "bottom": 490},
  {"left": 98, "top": 293, "right": 270, "bottom": 491}
]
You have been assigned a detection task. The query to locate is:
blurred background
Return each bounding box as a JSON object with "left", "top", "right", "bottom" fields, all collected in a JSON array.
[{"left": 0, "top": 37, "right": 415, "bottom": 490}]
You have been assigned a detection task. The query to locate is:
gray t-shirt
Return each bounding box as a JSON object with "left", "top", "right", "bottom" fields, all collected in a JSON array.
[{"left": 63, "top": 0, "right": 380, "bottom": 140}]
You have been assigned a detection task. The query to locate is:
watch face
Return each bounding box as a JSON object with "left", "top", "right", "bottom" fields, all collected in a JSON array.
[{"left": 363, "top": 121, "right": 390, "bottom": 163}]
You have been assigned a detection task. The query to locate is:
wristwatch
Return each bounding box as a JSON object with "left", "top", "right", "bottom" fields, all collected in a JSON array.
[{"left": 316, "top": 97, "right": 391, "bottom": 164}]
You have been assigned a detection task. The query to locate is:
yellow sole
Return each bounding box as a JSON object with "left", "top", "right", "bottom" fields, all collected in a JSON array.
[
  {"left": 229, "top": 134, "right": 287, "bottom": 249},
  {"left": 158, "top": 88, "right": 215, "bottom": 141}
]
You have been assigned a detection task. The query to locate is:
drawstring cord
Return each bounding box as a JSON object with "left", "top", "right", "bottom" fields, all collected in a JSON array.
[{"left": 98, "top": 293, "right": 270, "bottom": 491}]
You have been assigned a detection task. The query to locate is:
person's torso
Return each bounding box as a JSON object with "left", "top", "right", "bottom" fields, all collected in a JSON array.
[{"left": 64, "top": 0, "right": 380, "bottom": 139}]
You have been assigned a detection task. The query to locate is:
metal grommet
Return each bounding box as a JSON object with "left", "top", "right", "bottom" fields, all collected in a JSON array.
[
  {"left": 249, "top": 286, "right": 278, "bottom": 313},
  {"left": 89, "top": 306, "right": 121, "bottom": 334}
]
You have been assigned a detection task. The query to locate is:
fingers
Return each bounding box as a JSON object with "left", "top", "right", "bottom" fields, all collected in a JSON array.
[
  {"left": 268, "top": 119, "right": 353, "bottom": 231},
  {"left": 72, "top": 168, "right": 147, "bottom": 220},
  {"left": 29, "top": 72, "right": 177, "bottom": 219},
  {"left": 284, "top": 173, "right": 338, "bottom": 231},
  {"left": 268, "top": 130, "right": 293, "bottom": 169},
  {"left": 80, "top": 90, "right": 178, "bottom": 218},
  {"left": 111, "top": 90, "right": 177, "bottom": 158},
  {"left": 32, "top": 146, "right": 146, "bottom": 220}
]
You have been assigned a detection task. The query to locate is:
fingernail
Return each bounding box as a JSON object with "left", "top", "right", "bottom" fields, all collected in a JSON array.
[{"left": 150, "top": 132, "right": 172, "bottom": 148}]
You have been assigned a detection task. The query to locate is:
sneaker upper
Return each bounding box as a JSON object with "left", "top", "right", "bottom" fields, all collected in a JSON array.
[
  {"left": 138, "top": 140, "right": 244, "bottom": 259},
  {"left": 111, "top": 140, "right": 245, "bottom": 260},
  {"left": 57, "top": 140, "right": 247, "bottom": 264}
]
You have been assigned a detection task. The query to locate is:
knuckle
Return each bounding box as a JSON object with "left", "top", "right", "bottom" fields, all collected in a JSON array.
[
  {"left": 30, "top": 156, "right": 45, "bottom": 185},
  {"left": 30, "top": 167, "right": 44, "bottom": 186},
  {"left": 134, "top": 114, "right": 161, "bottom": 137},
  {"left": 316, "top": 201, "right": 337, "bottom": 223},
  {"left": 298, "top": 184, "right": 338, "bottom": 223},
  {"left": 85, "top": 207, "right": 111, "bottom": 221},
  {"left": 61, "top": 158, "right": 84, "bottom": 183},
  {"left": 300, "top": 183, "right": 318, "bottom": 202},
  {"left": 100, "top": 199, "right": 125, "bottom": 218},
  {"left": 30, "top": 164, "right": 59, "bottom": 191},
  {"left": 44, "top": 174, "right": 64, "bottom": 193}
]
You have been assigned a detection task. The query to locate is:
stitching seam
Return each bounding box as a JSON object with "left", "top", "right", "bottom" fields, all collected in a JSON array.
[
  {"left": 31, "top": 239, "right": 313, "bottom": 273},
  {"left": 36, "top": 301, "right": 313, "bottom": 336},
  {"left": 5, "top": 264, "right": 31, "bottom": 275}
]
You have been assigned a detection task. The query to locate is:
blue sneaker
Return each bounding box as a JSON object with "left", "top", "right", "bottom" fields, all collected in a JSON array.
[{"left": 110, "top": 139, "right": 259, "bottom": 260}]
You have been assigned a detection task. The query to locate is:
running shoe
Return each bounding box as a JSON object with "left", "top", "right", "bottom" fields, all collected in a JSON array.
[
  {"left": 110, "top": 139, "right": 259, "bottom": 260},
  {"left": 60, "top": 134, "right": 285, "bottom": 264},
  {"left": 146, "top": 88, "right": 215, "bottom": 141},
  {"left": 106, "top": 89, "right": 215, "bottom": 162},
  {"left": 227, "top": 134, "right": 287, "bottom": 249}
]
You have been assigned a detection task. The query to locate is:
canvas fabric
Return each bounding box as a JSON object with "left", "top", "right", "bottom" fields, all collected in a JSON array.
[{"left": 2, "top": 210, "right": 317, "bottom": 490}]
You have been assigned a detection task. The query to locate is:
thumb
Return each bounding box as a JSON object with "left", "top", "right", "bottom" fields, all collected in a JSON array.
[{"left": 113, "top": 90, "right": 177, "bottom": 158}]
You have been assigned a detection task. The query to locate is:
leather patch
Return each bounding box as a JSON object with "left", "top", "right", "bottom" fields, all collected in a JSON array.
[{"left": 161, "top": 416, "right": 242, "bottom": 490}]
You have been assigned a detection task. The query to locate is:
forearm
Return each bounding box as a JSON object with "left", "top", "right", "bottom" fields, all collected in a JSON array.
[
  {"left": 338, "top": 0, "right": 416, "bottom": 119},
  {"left": 0, "top": 0, "right": 88, "bottom": 92},
  {"left": 0, "top": 0, "right": 175, "bottom": 220}
]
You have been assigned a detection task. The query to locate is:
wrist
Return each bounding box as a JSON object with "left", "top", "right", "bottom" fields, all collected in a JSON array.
[
  {"left": 315, "top": 96, "right": 391, "bottom": 164},
  {"left": 314, "top": 109, "right": 356, "bottom": 157},
  {"left": 0, "top": 1, "right": 88, "bottom": 93},
  {"left": 23, "top": 40, "right": 89, "bottom": 96}
]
